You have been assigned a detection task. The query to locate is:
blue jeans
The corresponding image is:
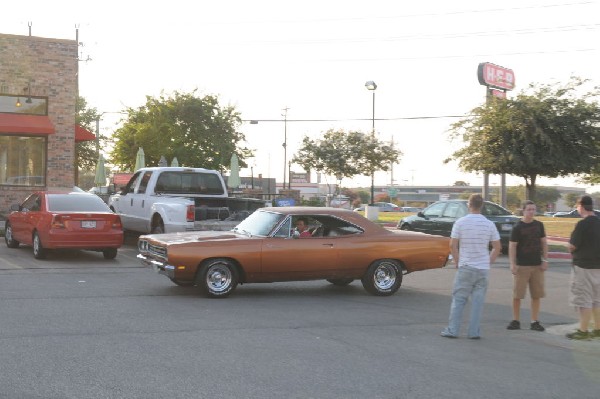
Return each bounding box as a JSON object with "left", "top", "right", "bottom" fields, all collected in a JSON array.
[{"left": 444, "top": 266, "right": 489, "bottom": 338}]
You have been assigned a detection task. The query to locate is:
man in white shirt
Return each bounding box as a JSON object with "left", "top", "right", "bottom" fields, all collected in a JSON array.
[{"left": 441, "top": 194, "right": 502, "bottom": 339}]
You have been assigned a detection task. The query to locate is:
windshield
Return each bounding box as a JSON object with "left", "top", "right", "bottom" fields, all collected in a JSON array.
[{"left": 233, "top": 210, "right": 285, "bottom": 236}]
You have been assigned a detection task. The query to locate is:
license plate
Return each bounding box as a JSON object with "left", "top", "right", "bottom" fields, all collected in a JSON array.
[
  {"left": 501, "top": 223, "right": 513, "bottom": 231},
  {"left": 81, "top": 220, "right": 96, "bottom": 229}
]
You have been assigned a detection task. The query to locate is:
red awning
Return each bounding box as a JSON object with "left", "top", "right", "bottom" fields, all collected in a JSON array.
[
  {"left": 0, "top": 113, "right": 55, "bottom": 135},
  {"left": 75, "top": 125, "right": 96, "bottom": 142}
]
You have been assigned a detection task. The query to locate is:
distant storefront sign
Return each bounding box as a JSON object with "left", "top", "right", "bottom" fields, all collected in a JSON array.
[
  {"left": 477, "top": 62, "right": 515, "bottom": 91},
  {"left": 275, "top": 198, "right": 296, "bottom": 207},
  {"left": 290, "top": 171, "right": 310, "bottom": 183}
]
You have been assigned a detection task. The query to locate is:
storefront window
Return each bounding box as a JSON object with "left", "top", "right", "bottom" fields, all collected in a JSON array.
[
  {"left": 0, "top": 94, "right": 48, "bottom": 115},
  {"left": 0, "top": 136, "right": 46, "bottom": 186}
]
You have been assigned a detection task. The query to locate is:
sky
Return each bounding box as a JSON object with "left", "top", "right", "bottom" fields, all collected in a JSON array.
[{"left": 4, "top": 0, "right": 600, "bottom": 191}]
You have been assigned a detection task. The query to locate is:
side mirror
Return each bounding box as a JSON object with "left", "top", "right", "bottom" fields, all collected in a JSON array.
[
  {"left": 10, "top": 204, "right": 20, "bottom": 212},
  {"left": 292, "top": 230, "right": 300, "bottom": 239},
  {"left": 417, "top": 211, "right": 425, "bottom": 218}
]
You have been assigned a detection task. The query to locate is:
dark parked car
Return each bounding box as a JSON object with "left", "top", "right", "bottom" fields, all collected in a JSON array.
[
  {"left": 552, "top": 209, "right": 600, "bottom": 218},
  {"left": 396, "top": 200, "right": 520, "bottom": 253}
]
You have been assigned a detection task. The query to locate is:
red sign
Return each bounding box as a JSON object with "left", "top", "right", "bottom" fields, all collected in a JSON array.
[
  {"left": 478, "top": 62, "right": 515, "bottom": 91},
  {"left": 490, "top": 89, "right": 506, "bottom": 99}
]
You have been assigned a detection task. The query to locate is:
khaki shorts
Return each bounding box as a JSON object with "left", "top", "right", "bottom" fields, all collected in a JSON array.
[
  {"left": 569, "top": 265, "right": 600, "bottom": 308},
  {"left": 513, "top": 266, "right": 545, "bottom": 299}
]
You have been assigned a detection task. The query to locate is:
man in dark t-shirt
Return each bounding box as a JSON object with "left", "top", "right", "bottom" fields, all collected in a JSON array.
[
  {"left": 566, "top": 195, "right": 600, "bottom": 340},
  {"left": 507, "top": 201, "right": 548, "bottom": 332}
]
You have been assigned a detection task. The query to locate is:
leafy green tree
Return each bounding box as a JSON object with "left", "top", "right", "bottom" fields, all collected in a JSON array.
[
  {"left": 110, "top": 91, "right": 251, "bottom": 171},
  {"left": 563, "top": 192, "right": 580, "bottom": 208},
  {"left": 446, "top": 77, "right": 600, "bottom": 201},
  {"left": 293, "top": 129, "right": 402, "bottom": 200},
  {"left": 75, "top": 97, "right": 102, "bottom": 172}
]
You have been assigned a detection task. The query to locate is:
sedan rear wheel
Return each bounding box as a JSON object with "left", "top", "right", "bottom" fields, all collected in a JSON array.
[
  {"left": 361, "top": 259, "right": 402, "bottom": 296},
  {"left": 32, "top": 232, "right": 47, "bottom": 260},
  {"left": 196, "top": 258, "right": 239, "bottom": 298},
  {"left": 103, "top": 248, "right": 118, "bottom": 259},
  {"left": 4, "top": 222, "right": 20, "bottom": 248}
]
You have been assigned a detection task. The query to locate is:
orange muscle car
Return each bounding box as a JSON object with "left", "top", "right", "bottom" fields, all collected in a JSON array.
[{"left": 137, "top": 207, "right": 450, "bottom": 298}]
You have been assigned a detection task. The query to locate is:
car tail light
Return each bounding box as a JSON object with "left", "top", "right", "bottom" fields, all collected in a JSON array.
[
  {"left": 112, "top": 216, "right": 123, "bottom": 229},
  {"left": 186, "top": 204, "right": 195, "bottom": 222},
  {"left": 51, "top": 215, "right": 65, "bottom": 229}
]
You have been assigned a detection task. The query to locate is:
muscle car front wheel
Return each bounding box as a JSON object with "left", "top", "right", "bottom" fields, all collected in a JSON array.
[
  {"left": 361, "top": 259, "right": 402, "bottom": 296},
  {"left": 197, "top": 258, "right": 239, "bottom": 298}
]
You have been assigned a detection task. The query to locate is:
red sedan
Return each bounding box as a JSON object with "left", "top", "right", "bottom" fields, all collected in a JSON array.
[{"left": 5, "top": 191, "right": 123, "bottom": 259}]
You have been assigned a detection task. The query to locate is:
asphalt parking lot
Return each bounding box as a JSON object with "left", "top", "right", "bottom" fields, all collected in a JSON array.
[{"left": 1, "top": 236, "right": 598, "bottom": 399}]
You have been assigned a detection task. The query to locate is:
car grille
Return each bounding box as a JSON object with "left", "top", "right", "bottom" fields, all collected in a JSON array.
[{"left": 148, "top": 243, "right": 167, "bottom": 259}]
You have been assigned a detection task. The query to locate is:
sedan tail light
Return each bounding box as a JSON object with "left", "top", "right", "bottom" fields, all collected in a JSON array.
[
  {"left": 51, "top": 215, "right": 66, "bottom": 229},
  {"left": 112, "top": 216, "right": 123, "bottom": 230}
]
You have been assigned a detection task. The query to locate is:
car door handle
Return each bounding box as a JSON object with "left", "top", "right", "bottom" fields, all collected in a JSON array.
[{"left": 322, "top": 243, "right": 334, "bottom": 247}]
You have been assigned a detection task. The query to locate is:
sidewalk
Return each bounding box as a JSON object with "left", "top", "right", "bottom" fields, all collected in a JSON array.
[{"left": 547, "top": 236, "right": 571, "bottom": 260}]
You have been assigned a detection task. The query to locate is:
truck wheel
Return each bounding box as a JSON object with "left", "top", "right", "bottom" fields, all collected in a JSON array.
[
  {"left": 151, "top": 219, "right": 164, "bottom": 234},
  {"left": 361, "top": 259, "right": 402, "bottom": 296},
  {"left": 196, "top": 258, "right": 239, "bottom": 298},
  {"left": 5, "top": 222, "right": 20, "bottom": 248},
  {"left": 33, "top": 232, "right": 47, "bottom": 260}
]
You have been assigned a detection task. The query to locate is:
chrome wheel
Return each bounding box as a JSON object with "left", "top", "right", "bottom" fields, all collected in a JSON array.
[
  {"left": 206, "top": 263, "right": 233, "bottom": 293},
  {"left": 361, "top": 259, "right": 402, "bottom": 296},
  {"left": 5, "top": 223, "right": 20, "bottom": 248},
  {"left": 197, "top": 258, "right": 239, "bottom": 298},
  {"left": 373, "top": 261, "right": 397, "bottom": 290}
]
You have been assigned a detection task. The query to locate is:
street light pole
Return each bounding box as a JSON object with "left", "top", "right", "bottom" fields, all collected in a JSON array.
[
  {"left": 365, "top": 81, "right": 377, "bottom": 205},
  {"left": 282, "top": 107, "right": 289, "bottom": 192}
]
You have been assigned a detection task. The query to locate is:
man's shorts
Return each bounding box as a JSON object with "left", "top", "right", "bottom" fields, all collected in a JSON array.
[
  {"left": 569, "top": 265, "right": 600, "bottom": 308},
  {"left": 513, "top": 266, "right": 545, "bottom": 299}
]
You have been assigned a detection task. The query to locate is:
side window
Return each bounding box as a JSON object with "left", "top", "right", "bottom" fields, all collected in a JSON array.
[
  {"left": 442, "top": 202, "right": 464, "bottom": 218},
  {"left": 124, "top": 172, "right": 142, "bottom": 194},
  {"left": 137, "top": 172, "right": 153, "bottom": 194},
  {"left": 273, "top": 217, "right": 292, "bottom": 238},
  {"left": 22, "top": 194, "right": 40, "bottom": 211},
  {"left": 423, "top": 202, "right": 446, "bottom": 218}
]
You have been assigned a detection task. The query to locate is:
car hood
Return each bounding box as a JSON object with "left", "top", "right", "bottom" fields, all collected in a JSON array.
[{"left": 141, "top": 231, "right": 245, "bottom": 245}]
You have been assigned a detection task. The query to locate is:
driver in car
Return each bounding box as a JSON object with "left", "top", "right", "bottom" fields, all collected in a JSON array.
[{"left": 294, "top": 217, "right": 312, "bottom": 238}]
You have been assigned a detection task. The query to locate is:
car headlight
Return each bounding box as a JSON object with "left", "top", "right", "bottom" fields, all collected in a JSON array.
[{"left": 138, "top": 240, "right": 148, "bottom": 252}]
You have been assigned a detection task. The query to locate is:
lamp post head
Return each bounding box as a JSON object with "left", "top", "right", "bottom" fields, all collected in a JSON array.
[{"left": 365, "top": 81, "right": 377, "bottom": 91}]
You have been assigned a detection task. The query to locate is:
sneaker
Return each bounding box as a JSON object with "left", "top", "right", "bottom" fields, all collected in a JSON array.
[
  {"left": 566, "top": 330, "right": 590, "bottom": 340},
  {"left": 507, "top": 320, "right": 521, "bottom": 330},
  {"left": 440, "top": 329, "right": 457, "bottom": 338},
  {"left": 530, "top": 321, "right": 545, "bottom": 332}
]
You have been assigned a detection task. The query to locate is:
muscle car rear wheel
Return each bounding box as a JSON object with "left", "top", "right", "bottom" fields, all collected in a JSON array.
[
  {"left": 326, "top": 278, "right": 354, "bottom": 286},
  {"left": 361, "top": 259, "right": 402, "bottom": 296},
  {"left": 197, "top": 258, "right": 239, "bottom": 298}
]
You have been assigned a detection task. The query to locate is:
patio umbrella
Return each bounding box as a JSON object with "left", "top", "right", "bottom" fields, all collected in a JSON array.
[
  {"left": 227, "top": 154, "right": 241, "bottom": 189},
  {"left": 158, "top": 155, "right": 168, "bottom": 167},
  {"left": 94, "top": 154, "right": 106, "bottom": 187},
  {"left": 134, "top": 147, "right": 145, "bottom": 171},
  {"left": 171, "top": 157, "right": 179, "bottom": 167}
]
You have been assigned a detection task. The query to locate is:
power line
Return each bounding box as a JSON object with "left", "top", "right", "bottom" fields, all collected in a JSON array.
[{"left": 242, "top": 115, "right": 464, "bottom": 123}]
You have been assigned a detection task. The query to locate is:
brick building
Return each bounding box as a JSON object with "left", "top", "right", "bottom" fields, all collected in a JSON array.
[{"left": 0, "top": 33, "right": 78, "bottom": 215}]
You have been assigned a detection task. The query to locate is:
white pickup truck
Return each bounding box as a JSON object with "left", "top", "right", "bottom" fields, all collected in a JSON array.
[{"left": 108, "top": 167, "right": 263, "bottom": 234}]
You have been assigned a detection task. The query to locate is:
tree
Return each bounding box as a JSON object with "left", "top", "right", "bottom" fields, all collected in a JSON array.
[
  {"left": 453, "top": 181, "right": 470, "bottom": 186},
  {"left": 110, "top": 91, "right": 251, "bottom": 171},
  {"left": 446, "top": 77, "right": 600, "bottom": 202},
  {"left": 75, "top": 96, "right": 102, "bottom": 172},
  {"left": 293, "top": 129, "right": 402, "bottom": 199},
  {"left": 563, "top": 192, "right": 580, "bottom": 208}
]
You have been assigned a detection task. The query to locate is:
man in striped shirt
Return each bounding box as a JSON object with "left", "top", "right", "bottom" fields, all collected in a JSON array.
[{"left": 441, "top": 194, "right": 502, "bottom": 339}]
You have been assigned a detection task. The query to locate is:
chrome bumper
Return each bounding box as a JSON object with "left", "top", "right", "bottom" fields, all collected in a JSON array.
[{"left": 137, "top": 254, "right": 175, "bottom": 278}]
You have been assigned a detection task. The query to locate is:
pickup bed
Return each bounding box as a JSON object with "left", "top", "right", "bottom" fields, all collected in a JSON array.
[{"left": 108, "top": 167, "right": 263, "bottom": 234}]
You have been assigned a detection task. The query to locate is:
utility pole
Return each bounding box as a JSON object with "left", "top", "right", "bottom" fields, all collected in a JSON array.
[{"left": 282, "top": 107, "right": 289, "bottom": 192}]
